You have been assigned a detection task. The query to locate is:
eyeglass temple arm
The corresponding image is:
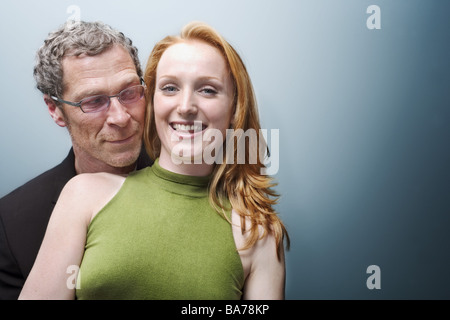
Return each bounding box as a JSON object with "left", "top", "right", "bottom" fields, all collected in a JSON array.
[{"left": 50, "top": 96, "right": 81, "bottom": 107}]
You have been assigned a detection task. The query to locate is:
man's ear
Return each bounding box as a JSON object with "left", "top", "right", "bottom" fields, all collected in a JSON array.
[{"left": 44, "top": 94, "right": 67, "bottom": 127}]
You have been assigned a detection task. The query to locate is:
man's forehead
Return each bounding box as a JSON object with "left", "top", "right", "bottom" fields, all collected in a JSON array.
[
  {"left": 60, "top": 45, "right": 138, "bottom": 98},
  {"left": 61, "top": 45, "right": 132, "bottom": 68}
]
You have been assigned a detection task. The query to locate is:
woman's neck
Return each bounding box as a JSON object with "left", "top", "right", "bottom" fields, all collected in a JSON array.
[{"left": 158, "top": 152, "right": 213, "bottom": 177}]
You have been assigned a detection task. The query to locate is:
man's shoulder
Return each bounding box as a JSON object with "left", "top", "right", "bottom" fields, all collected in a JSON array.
[{"left": 0, "top": 150, "right": 76, "bottom": 282}]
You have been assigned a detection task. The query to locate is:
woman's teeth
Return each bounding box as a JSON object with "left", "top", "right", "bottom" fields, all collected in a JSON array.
[{"left": 172, "top": 123, "right": 204, "bottom": 132}]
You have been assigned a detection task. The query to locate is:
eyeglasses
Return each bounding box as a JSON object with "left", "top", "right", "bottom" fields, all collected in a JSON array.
[{"left": 51, "top": 79, "right": 146, "bottom": 114}]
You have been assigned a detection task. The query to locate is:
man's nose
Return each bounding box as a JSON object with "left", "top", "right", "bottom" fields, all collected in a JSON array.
[{"left": 105, "top": 97, "right": 131, "bottom": 127}]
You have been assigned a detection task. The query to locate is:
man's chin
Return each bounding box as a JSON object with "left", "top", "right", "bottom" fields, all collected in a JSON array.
[
  {"left": 108, "top": 156, "right": 139, "bottom": 168},
  {"left": 103, "top": 150, "right": 141, "bottom": 172}
]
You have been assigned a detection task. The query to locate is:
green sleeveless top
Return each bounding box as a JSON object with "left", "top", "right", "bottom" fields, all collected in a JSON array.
[{"left": 76, "top": 160, "right": 244, "bottom": 300}]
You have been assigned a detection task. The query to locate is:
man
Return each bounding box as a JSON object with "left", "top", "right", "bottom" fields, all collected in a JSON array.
[{"left": 0, "top": 21, "right": 152, "bottom": 299}]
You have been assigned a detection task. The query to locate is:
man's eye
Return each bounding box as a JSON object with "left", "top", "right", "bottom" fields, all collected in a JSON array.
[
  {"left": 83, "top": 96, "right": 107, "bottom": 107},
  {"left": 120, "top": 87, "right": 140, "bottom": 102}
]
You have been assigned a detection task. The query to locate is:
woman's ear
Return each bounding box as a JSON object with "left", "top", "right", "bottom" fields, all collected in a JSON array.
[{"left": 44, "top": 94, "right": 67, "bottom": 127}]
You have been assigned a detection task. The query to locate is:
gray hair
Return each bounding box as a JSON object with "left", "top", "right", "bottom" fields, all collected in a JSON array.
[{"left": 34, "top": 21, "right": 142, "bottom": 100}]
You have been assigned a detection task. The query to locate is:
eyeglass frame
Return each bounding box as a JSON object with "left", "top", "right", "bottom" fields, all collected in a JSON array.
[{"left": 50, "top": 77, "right": 146, "bottom": 114}]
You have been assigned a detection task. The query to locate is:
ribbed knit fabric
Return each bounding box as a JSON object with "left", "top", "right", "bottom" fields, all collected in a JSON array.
[{"left": 76, "top": 159, "right": 244, "bottom": 300}]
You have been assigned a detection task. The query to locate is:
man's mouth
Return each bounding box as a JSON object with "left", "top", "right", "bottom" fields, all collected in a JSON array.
[{"left": 108, "top": 134, "right": 135, "bottom": 144}]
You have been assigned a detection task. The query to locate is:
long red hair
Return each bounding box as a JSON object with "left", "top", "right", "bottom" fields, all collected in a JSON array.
[{"left": 144, "top": 21, "right": 289, "bottom": 258}]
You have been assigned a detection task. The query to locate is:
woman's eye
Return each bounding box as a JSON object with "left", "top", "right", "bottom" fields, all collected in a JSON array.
[
  {"left": 200, "top": 87, "right": 217, "bottom": 95},
  {"left": 161, "top": 85, "right": 178, "bottom": 93}
]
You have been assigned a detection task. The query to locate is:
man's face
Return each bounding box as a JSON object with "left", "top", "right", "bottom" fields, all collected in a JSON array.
[{"left": 56, "top": 45, "right": 145, "bottom": 174}]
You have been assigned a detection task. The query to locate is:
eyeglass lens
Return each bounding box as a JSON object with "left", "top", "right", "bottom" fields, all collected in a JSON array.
[{"left": 81, "top": 85, "right": 144, "bottom": 113}]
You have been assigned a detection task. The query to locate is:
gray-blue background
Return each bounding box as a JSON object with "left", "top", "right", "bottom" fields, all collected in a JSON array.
[{"left": 1, "top": 0, "right": 449, "bottom": 299}]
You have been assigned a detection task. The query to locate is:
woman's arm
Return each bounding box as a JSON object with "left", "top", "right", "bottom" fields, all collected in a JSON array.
[
  {"left": 232, "top": 210, "right": 286, "bottom": 300},
  {"left": 19, "top": 173, "right": 125, "bottom": 300}
]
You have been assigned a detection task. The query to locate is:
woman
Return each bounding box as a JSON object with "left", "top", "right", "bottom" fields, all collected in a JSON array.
[{"left": 19, "top": 21, "right": 289, "bottom": 300}]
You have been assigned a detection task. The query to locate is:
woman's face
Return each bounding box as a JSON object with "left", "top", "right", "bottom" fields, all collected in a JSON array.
[{"left": 153, "top": 40, "right": 234, "bottom": 174}]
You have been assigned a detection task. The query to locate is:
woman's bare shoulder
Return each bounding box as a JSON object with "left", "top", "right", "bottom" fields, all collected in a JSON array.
[
  {"left": 64, "top": 171, "right": 126, "bottom": 190},
  {"left": 56, "top": 172, "right": 127, "bottom": 223}
]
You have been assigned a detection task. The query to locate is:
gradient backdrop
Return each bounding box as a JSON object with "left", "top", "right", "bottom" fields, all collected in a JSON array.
[{"left": 1, "top": 0, "right": 449, "bottom": 299}]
